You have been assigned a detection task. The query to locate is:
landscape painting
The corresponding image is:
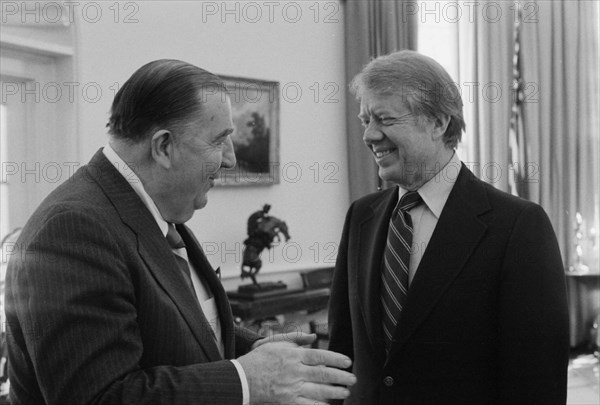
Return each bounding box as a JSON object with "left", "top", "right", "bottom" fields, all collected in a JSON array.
[{"left": 217, "top": 76, "right": 280, "bottom": 186}]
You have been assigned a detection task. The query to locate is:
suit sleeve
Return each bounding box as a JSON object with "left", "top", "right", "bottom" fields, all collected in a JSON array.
[
  {"left": 328, "top": 203, "right": 355, "bottom": 363},
  {"left": 5, "top": 209, "right": 243, "bottom": 405},
  {"left": 497, "top": 204, "right": 570, "bottom": 403},
  {"left": 234, "top": 325, "right": 262, "bottom": 357}
]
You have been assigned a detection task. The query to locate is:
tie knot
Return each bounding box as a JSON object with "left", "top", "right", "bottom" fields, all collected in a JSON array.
[
  {"left": 166, "top": 223, "right": 186, "bottom": 249},
  {"left": 398, "top": 191, "right": 422, "bottom": 212}
]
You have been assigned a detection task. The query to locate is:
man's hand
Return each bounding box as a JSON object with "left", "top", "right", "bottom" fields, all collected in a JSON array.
[
  {"left": 237, "top": 341, "right": 356, "bottom": 405},
  {"left": 251, "top": 332, "right": 317, "bottom": 350}
]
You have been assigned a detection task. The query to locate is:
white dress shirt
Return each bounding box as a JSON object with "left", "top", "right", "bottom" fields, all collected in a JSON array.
[
  {"left": 102, "top": 144, "right": 250, "bottom": 404},
  {"left": 399, "top": 152, "right": 461, "bottom": 285}
]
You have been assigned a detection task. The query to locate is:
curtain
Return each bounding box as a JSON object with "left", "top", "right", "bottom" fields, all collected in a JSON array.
[
  {"left": 520, "top": 0, "right": 599, "bottom": 270},
  {"left": 457, "top": 1, "right": 514, "bottom": 192},
  {"left": 343, "top": 0, "right": 418, "bottom": 201},
  {"left": 458, "top": 0, "right": 599, "bottom": 268}
]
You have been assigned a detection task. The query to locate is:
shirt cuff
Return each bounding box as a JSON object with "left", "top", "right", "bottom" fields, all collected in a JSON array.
[{"left": 230, "top": 359, "right": 249, "bottom": 405}]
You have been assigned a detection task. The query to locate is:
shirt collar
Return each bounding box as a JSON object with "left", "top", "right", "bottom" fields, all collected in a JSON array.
[
  {"left": 399, "top": 151, "right": 461, "bottom": 219},
  {"left": 102, "top": 144, "right": 169, "bottom": 238}
]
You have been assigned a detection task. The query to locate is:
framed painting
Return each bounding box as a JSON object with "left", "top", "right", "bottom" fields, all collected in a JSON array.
[{"left": 217, "top": 76, "right": 280, "bottom": 186}]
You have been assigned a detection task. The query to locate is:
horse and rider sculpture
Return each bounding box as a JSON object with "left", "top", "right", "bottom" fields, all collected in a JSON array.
[{"left": 241, "top": 204, "right": 290, "bottom": 288}]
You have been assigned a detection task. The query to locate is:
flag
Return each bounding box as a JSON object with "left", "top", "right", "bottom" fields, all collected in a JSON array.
[{"left": 508, "top": 1, "right": 528, "bottom": 198}]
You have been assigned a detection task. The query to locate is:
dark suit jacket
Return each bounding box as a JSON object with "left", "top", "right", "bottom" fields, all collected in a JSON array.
[
  {"left": 329, "top": 164, "right": 569, "bottom": 405},
  {"left": 5, "top": 150, "right": 260, "bottom": 405}
]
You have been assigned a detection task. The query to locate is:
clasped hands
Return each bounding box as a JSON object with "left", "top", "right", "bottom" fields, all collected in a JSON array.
[{"left": 238, "top": 332, "right": 356, "bottom": 405}]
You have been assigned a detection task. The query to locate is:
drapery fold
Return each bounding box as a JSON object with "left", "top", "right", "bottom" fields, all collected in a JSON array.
[
  {"left": 520, "top": 0, "right": 599, "bottom": 268},
  {"left": 457, "top": 1, "right": 514, "bottom": 192},
  {"left": 437, "top": 0, "right": 599, "bottom": 268}
]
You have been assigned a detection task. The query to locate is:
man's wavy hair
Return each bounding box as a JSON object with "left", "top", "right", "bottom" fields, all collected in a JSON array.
[
  {"left": 107, "top": 59, "right": 227, "bottom": 143},
  {"left": 350, "top": 50, "right": 465, "bottom": 148}
]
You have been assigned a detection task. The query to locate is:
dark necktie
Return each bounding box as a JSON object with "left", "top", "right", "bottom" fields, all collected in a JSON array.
[
  {"left": 381, "top": 191, "right": 422, "bottom": 352},
  {"left": 166, "top": 223, "right": 196, "bottom": 297},
  {"left": 167, "top": 224, "right": 224, "bottom": 356}
]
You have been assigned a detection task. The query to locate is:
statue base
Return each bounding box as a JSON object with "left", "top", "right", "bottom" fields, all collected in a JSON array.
[{"left": 232, "top": 281, "right": 288, "bottom": 299}]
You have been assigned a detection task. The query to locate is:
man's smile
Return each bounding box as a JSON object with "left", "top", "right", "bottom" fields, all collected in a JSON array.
[{"left": 372, "top": 146, "right": 397, "bottom": 159}]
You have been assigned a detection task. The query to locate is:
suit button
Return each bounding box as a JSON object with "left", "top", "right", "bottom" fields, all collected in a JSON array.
[{"left": 383, "top": 376, "right": 394, "bottom": 386}]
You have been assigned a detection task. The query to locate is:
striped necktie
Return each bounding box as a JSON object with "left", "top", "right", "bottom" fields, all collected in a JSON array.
[{"left": 381, "top": 191, "right": 422, "bottom": 352}]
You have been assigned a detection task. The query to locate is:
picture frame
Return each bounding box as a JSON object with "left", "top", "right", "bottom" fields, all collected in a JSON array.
[{"left": 217, "top": 76, "right": 280, "bottom": 186}]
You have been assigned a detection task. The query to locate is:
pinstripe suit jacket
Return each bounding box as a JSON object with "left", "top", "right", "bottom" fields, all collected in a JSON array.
[{"left": 5, "top": 149, "right": 259, "bottom": 405}]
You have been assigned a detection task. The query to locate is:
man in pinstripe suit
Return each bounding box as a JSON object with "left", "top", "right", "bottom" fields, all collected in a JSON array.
[{"left": 5, "top": 60, "right": 355, "bottom": 405}]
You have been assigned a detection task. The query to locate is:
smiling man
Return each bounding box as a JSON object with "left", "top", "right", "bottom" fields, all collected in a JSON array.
[
  {"left": 328, "top": 50, "right": 569, "bottom": 404},
  {"left": 5, "top": 59, "right": 356, "bottom": 405}
]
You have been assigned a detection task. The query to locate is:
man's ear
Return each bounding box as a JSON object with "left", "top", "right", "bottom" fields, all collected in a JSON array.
[
  {"left": 150, "top": 129, "right": 174, "bottom": 169},
  {"left": 432, "top": 114, "right": 451, "bottom": 140}
]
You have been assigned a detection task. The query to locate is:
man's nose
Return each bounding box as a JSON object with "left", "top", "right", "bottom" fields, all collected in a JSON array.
[
  {"left": 221, "top": 137, "right": 237, "bottom": 169},
  {"left": 362, "top": 122, "right": 383, "bottom": 145}
]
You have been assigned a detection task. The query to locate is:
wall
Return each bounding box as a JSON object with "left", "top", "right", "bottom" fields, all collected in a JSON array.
[{"left": 74, "top": 1, "right": 349, "bottom": 286}]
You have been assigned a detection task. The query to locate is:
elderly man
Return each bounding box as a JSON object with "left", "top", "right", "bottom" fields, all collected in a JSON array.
[
  {"left": 328, "top": 50, "right": 569, "bottom": 404},
  {"left": 5, "top": 59, "right": 355, "bottom": 405}
]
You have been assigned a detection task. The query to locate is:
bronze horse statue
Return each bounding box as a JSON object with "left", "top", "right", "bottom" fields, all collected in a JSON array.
[{"left": 241, "top": 204, "right": 290, "bottom": 287}]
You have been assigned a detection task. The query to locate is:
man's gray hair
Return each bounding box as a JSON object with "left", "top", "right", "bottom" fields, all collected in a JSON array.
[{"left": 351, "top": 50, "right": 465, "bottom": 148}]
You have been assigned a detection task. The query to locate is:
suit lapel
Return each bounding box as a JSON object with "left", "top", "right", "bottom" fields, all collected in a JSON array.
[
  {"left": 355, "top": 187, "right": 399, "bottom": 363},
  {"left": 388, "top": 165, "right": 491, "bottom": 359},
  {"left": 177, "top": 224, "right": 236, "bottom": 360},
  {"left": 86, "top": 149, "right": 223, "bottom": 362}
]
